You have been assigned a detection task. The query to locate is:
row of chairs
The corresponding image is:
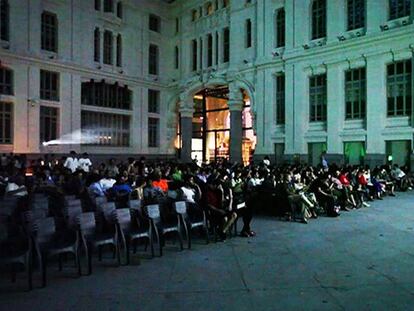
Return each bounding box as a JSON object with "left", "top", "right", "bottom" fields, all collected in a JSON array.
[{"left": 0, "top": 193, "right": 210, "bottom": 291}]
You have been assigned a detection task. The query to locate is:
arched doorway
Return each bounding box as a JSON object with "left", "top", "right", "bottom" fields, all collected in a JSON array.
[{"left": 186, "top": 86, "right": 256, "bottom": 165}]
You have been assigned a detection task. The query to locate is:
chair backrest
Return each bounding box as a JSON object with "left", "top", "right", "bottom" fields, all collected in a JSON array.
[
  {"left": 64, "top": 195, "right": 77, "bottom": 202},
  {"left": 95, "top": 196, "right": 107, "bottom": 207},
  {"left": 64, "top": 205, "right": 83, "bottom": 228},
  {"left": 65, "top": 199, "right": 82, "bottom": 207},
  {"left": 77, "top": 212, "right": 97, "bottom": 237},
  {"left": 129, "top": 199, "right": 142, "bottom": 211},
  {"left": 101, "top": 202, "right": 116, "bottom": 223},
  {"left": 113, "top": 208, "right": 132, "bottom": 231},
  {"left": 32, "top": 217, "right": 56, "bottom": 244},
  {"left": 174, "top": 201, "right": 187, "bottom": 215},
  {"left": 145, "top": 204, "right": 160, "bottom": 221}
]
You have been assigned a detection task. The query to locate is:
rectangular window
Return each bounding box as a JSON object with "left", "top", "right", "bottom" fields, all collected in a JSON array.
[
  {"left": 245, "top": 19, "right": 252, "bottom": 48},
  {"left": 81, "top": 80, "right": 131, "bottom": 110},
  {"left": 389, "top": 0, "right": 411, "bottom": 20},
  {"left": 40, "top": 70, "right": 59, "bottom": 101},
  {"left": 311, "top": 0, "right": 326, "bottom": 40},
  {"left": 81, "top": 110, "right": 130, "bottom": 146},
  {"left": 175, "top": 18, "right": 179, "bottom": 33},
  {"left": 103, "top": 0, "right": 114, "bottom": 12},
  {"left": 207, "top": 34, "right": 213, "bottom": 67},
  {"left": 0, "top": 67, "right": 13, "bottom": 95},
  {"left": 199, "top": 38, "right": 203, "bottom": 70},
  {"left": 223, "top": 27, "right": 230, "bottom": 63},
  {"left": 0, "top": 102, "right": 12, "bottom": 144},
  {"left": 94, "top": 28, "right": 100, "bottom": 62},
  {"left": 0, "top": 0, "right": 10, "bottom": 41},
  {"left": 148, "top": 117, "right": 159, "bottom": 147},
  {"left": 192, "top": 39, "right": 198, "bottom": 71},
  {"left": 149, "top": 14, "right": 160, "bottom": 32},
  {"left": 40, "top": 106, "right": 59, "bottom": 143},
  {"left": 347, "top": 0, "right": 365, "bottom": 30},
  {"left": 175, "top": 46, "right": 179, "bottom": 69},
  {"left": 95, "top": 0, "right": 101, "bottom": 11},
  {"left": 309, "top": 74, "right": 327, "bottom": 122},
  {"left": 345, "top": 67, "right": 366, "bottom": 119},
  {"left": 276, "top": 9, "right": 285, "bottom": 48},
  {"left": 116, "top": 34, "right": 122, "bottom": 67},
  {"left": 41, "top": 11, "right": 58, "bottom": 52},
  {"left": 103, "top": 30, "right": 113, "bottom": 65},
  {"left": 148, "top": 89, "right": 159, "bottom": 113},
  {"left": 387, "top": 59, "right": 412, "bottom": 117},
  {"left": 116, "top": 2, "right": 122, "bottom": 18},
  {"left": 215, "top": 32, "right": 219, "bottom": 65},
  {"left": 276, "top": 74, "right": 285, "bottom": 124},
  {"left": 148, "top": 44, "right": 159, "bottom": 75}
]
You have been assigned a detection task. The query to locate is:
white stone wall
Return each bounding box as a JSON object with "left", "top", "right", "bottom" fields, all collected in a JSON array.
[
  {"left": 1, "top": 0, "right": 414, "bottom": 162},
  {"left": 0, "top": 0, "right": 176, "bottom": 156}
]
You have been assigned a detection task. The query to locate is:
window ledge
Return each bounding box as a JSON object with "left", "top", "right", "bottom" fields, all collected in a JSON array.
[
  {"left": 41, "top": 50, "right": 58, "bottom": 60},
  {"left": 308, "top": 121, "right": 327, "bottom": 132},
  {"left": 1, "top": 40, "right": 10, "bottom": 50},
  {"left": 386, "top": 116, "right": 410, "bottom": 127},
  {"left": 0, "top": 94, "right": 15, "bottom": 100},
  {"left": 39, "top": 99, "right": 60, "bottom": 105},
  {"left": 99, "top": 12, "right": 122, "bottom": 26},
  {"left": 344, "top": 119, "right": 365, "bottom": 129}
]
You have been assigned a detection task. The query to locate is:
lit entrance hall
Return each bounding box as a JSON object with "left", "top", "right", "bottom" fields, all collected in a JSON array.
[{"left": 180, "top": 86, "right": 256, "bottom": 165}]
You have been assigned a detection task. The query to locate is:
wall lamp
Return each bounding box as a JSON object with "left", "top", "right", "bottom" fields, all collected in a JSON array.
[
  {"left": 243, "top": 59, "right": 249, "bottom": 64},
  {"left": 272, "top": 51, "right": 280, "bottom": 57},
  {"left": 356, "top": 32, "right": 361, "bottom": 37},
  {"left": 303, "top": 44, "right": 310, "bottom": 50},
  {"left": 337, "top": 35, "right": 346, "bottom": 41},
  {"left": 380, "top": 24, "right": 389, "bottom": 31}
]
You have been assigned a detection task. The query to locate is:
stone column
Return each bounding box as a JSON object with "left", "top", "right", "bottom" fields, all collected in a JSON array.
[
  {"left": 228, "top": 85, "right": 244, "bottom": 164},
  {"left": 179, "top": 104, "right": 194, "bottom": 163}
]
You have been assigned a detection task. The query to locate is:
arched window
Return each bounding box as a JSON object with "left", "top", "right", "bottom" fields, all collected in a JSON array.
[
  {"left": 206, "top": 2, "right": 214, "bottom": 15},
  {"left": 41, "top": 11, "right": 58, "bottom": 52},
  {"left": 103, "top": 30, "right": 113, "bottom": 65},
  {"left": 116, "top": 34, "right": 122, "bottom": 67},
  {"left": 117, "top": 2, "right": 123, "bottom": 18},
  {"left": 347, "top": 0, "right": 365, "bottom": 30},
  {"left": 0, "top": 0, "right": 9, "bottom": 41},
  {"left": 389, "top": 0, "right": 411, "bottom": 20},
  {"left": 275, "top": 8, "right": 285, "bottom": 47},
  {"left": 94, "top": 28, "right": 100, "bottom": 62},
  {"left": 311, "top": 0, "right": 326, "bottom": 40},
  {"left": 245, "top": 19, "right": 252, "bottom": 48}
]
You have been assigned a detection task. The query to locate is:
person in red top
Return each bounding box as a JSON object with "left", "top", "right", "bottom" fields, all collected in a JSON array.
[
  {"left": 152, "top": 169, "right": 169, "bottom": 193},
  {"left": 357, "top": 170, "right": 371, "bottom": 207},
  {"left": 338, "top": 170, "right": 357, "bottom": 208}
]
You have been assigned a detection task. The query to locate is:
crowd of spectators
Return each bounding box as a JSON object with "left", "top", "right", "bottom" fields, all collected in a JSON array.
[{"left": 1, "top": 152, "right": 414, "bottom": 240}]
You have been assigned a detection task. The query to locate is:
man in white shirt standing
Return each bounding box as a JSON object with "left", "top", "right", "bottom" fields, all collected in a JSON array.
[
  {"left": 78, "top": 152, "right": 92, "bottom": 173},
  {"left": 64, "top": 150, "right": 79, "bottom": 173}
]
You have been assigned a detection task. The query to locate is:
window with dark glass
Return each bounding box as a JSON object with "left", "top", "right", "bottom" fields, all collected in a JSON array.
[
  {"left": 149, "top": 14, "right": 160, "bottom": 32},
  {"left": 0, "top": 101, "right": 12, "bottom": 144},
  {"left": 103, "top": 0, "right": 114, "bottom": 12},
  {"left": 40, "top": 70, "right": 59, "bottom": 101},
  {"left": 345, "top": 67, "right": 366, "bottom": 119},
  {"left": 223, "top": 27, "right": 229, "bottom": 63},
  {"left": 207, "top": 34, "right": 213, "bottom": 67},
  {"left": 0, "top": 0, "right": 9, "bottom": 42},
  {"left": 41, "top": 11, "right": 58, "bottom": 52},
  {"left": 148, "top": 117, "right": 159, "bottom": 147},
  {"left": 199, "top": 38, "right": 203, "bottom": 69},
  {"left": 175, "top": 18, "right": 179, "bottom": 33},
  {"left": 309, "top": 74, "right": 327, "bottom": 122},
  {"left": 148, "top": 44, "right": 159, "bottom": 75},
  {"left": 148, "top": 89, "right": 160, "bottom": 113},
  {"left": 246, "top": 19, "right": 252, "bottom": 48},
  {"left": 387, "top": 59, "right": 412, "bottom": 116},
  {"left": 94, "top": 28, "right": 100, "bottom": 62},
  {"left": 117, "top": 2, "right": 122, "bottom": 18},
  {"left": 0, "top": 67, "right": 12, "bottom": 95},
  {"left": 40, "top": 106, "right": 58, "bottom": 143},
  {"left": 311, "top": 0, "right": 326, "bottom": 40},
  {"left": 175, "top": 46, "right": 179, "bottom": 69},
  {"left": 95, "top": 0, "right": 100, "bottom": 11},
  {"left": 116, "top": 34, "right": 122, "bottom": 67},
  {"left": 103, "top": 30, "right": 113, "bottom": 65},
  {"left": 347, "top": 0, "right": 365, "bottom": 30},
  {"left": 389, "top": 0, "right": 411, "bottom": 20},
  {"left": 223, "top": 0, "right": 229, "bottom": 8},
  {"left": 276, "top": 9, "right": 285, "bottom": 48},
  {"left": 82, "top": 111, "right": 130, "bottom": 146},
  {"left": 81, "top": 80, "right": 132, "bottom": 110},
  {"left": 276, "top": 74, "right": 285, "bottom": 124},
  {"left": 192, "top": 39, "right": 197, "bottom": 71}
]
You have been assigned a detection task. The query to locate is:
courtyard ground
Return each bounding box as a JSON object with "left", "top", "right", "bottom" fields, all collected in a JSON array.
[{"left": 1, "top": 192, "right": 414, "bottom": 311}]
